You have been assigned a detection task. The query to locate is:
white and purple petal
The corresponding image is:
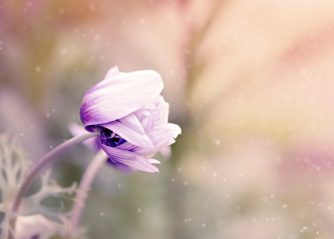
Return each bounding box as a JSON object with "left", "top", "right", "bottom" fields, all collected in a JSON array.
[
  {"left": 101, "top": 144, "right": 159, "bottom": 173},
  {"left": 101, "top": 117, "right": 155, "bottom": 149},
  {"left": 80, "top": 70, "right": 163, "bottom": 129}
]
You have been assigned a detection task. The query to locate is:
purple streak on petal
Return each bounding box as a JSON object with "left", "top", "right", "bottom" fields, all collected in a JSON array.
[
  {"left": 101, "top": 144, "right": 159, "bottom": 173},
  {"left": 119, "top": 114, "right": 146, "bottom": 134},
  {"left": 80, "top": 70, "right": 164, "bottom": 128}
]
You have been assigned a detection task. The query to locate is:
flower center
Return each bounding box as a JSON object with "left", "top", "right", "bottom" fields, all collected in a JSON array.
[{"left": 99, "top": 127, "right": 126, "bottom": 147}]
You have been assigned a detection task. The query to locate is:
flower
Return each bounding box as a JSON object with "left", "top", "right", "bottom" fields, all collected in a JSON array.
[{"left": 79, "top": 67, "right": 181, "bottom": 173}]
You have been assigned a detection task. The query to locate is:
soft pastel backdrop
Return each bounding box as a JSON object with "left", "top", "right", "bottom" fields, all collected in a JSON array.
[{"left": 1, "top": 0, "right": 334, "bottom": 238}]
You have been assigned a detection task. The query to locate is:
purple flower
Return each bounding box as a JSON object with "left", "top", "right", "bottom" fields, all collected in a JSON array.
[{"left": 79, "top": 67, "right": 181, "bottom": 173}]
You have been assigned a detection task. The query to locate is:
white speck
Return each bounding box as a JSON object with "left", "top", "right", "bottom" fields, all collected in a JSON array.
[
  {"left": 212, "top": 172, "right": 218, "bottom": 177},
  {"left": 99, "top": 54, "right": 105, "bottom": 61},
  {"left": 171, "top": 178, "right": 175, "bottom": 182},
  {"left": 300, "top": 226, "right": 308, "bottom": 233},
  {"left": 117, "top": 184, "right": 121, "bottom": 188},
  {"left": 46, "top": 113, "right": 50, "bottom": 118},
  {"left": 214, "top": 139, "right": 221, "bottom": 145},
  {"left": 183, "top": 181, "right": 188, "bottom": 186},
  {"left": 51, "top": 108, "right": 56, "bottom": 113},
  {"left": 99, "top": 211, "right": 104, "bottom": 216},
  {"left": 329, "top": 206, "right": 333, "bottom": 211},
  {"left": 20, "top": 132, "right": 24, "bottom": 137},
  {"left": 281, "top": 204, "right": 288, "bottom": 209},
  {"left": 177, "top": 167, "right": 182, "bottom": 172},
  {"left": 94, "top": 34, "right": 100, "bottom": 40},
  {"left": 25, "top": 1, "right": 33, "bottom": 7},
  {"left": 201, "top": 223, "right": 206, "bottom": 228},
  {"left": 61, "top": 48, "right": 68, "bottom": 55},
  {"left": 49, "top": 145, "right": 53, "bottom": 149},
  {"left": 58, "top": 8, "right": 64, "bottom": 14},
  {"left": 183, "top": 217, "right": 192, "bottom": 223},
  {"left": 137, "top": 208, "right": 142, "bottom": 213},
  {"left": 35, "top": 66, "right": 42, "bottom": 72}
]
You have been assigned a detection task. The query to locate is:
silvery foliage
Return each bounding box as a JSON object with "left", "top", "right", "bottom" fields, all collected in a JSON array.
[{"left": 0, "top": 135, "right": 86, "bottom": 239}]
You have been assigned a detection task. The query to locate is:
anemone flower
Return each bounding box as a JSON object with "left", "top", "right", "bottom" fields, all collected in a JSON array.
[{"left": 79, "top": 67, "right": 181, "bottom": 173}]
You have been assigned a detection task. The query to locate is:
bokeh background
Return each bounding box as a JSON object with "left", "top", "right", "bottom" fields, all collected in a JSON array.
[{"left": 2, "top": 0, "right": 334, "bottom": 238}]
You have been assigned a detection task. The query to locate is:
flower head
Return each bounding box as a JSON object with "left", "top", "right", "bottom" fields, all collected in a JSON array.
[{"left": 79, "top": 67, "right": 181, "bottom": 173}]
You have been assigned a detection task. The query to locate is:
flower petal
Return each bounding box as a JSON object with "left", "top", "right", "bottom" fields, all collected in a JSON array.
[
  {"left": 134, "top": 123, "right": 181, "bottom": 155},
  {"left": 80, "top": 70, "right": 164, "bottom": 128},
  {"left": 101, "top": 114, "right": 155, "bottom": 149},
  {"left": 149, "top": 123, "right": 181, "bottom": 147},
  {"left": 101, "top": 144, "right": 159, "bottom": 173}
]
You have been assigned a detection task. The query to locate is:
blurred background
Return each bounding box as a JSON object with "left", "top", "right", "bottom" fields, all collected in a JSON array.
[{"left": 2, "top": 0, "right": 334, "bottom": 238}]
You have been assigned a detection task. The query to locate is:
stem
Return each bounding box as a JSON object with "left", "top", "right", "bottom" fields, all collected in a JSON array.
[
  {"left": 70, "top": 150, "right": 107, "bottom": 230},
  {"left": 11, "top": 132, "right": 98, "bottom": 214}
]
